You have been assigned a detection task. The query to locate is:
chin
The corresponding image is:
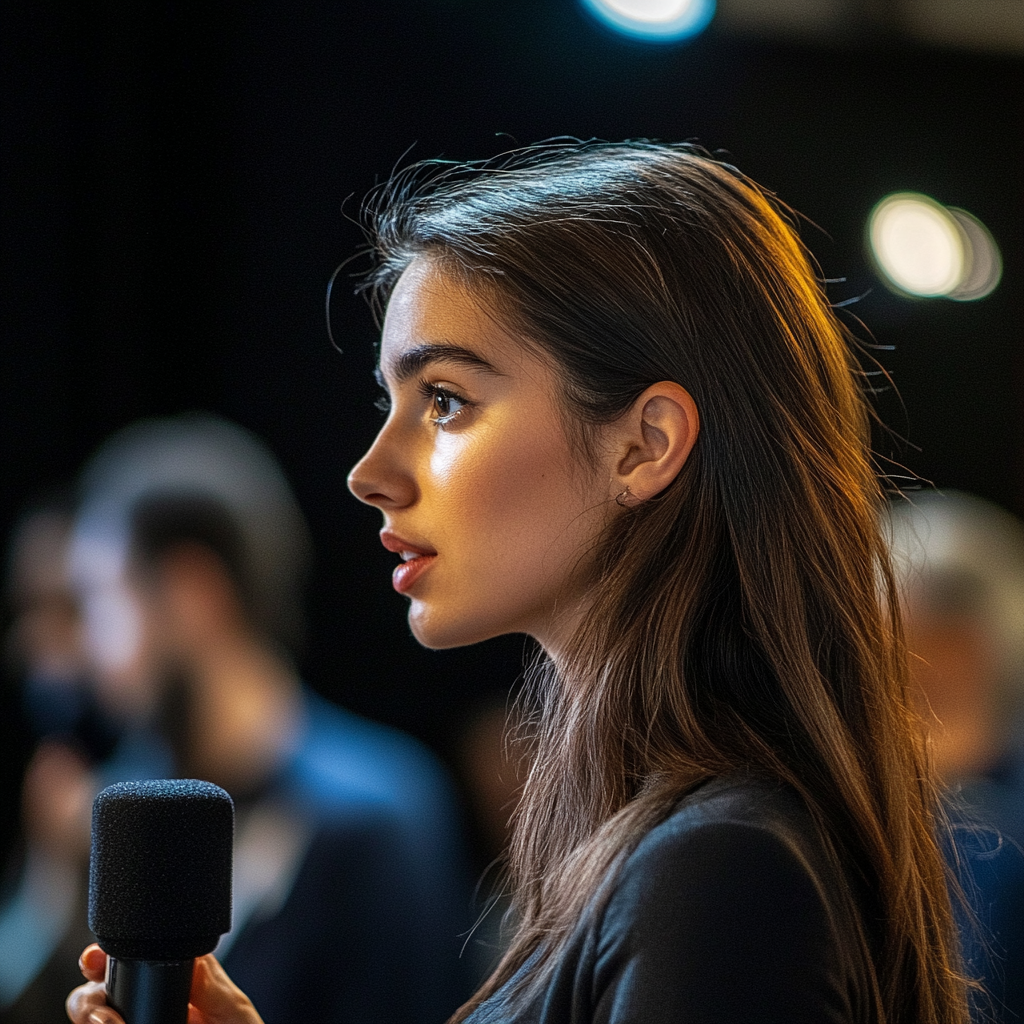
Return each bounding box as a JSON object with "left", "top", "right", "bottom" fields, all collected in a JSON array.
[{"left": 406, "top": 603, "right": 510, "bottom": 651}]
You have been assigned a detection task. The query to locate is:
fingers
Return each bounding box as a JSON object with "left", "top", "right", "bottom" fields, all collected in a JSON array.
[
  {"left": 66, "top": 980, "right": 124, "bottom": 1024},
  {"left": 79, "top": 943, "right": 107, "bottom": 983},
  {"left": 69, "top": 946, "right": 261, "bottom": 1024},
  {"left": 187, "top": 955, "right": 265, "bottom": 1024},
  {"left": 68, "top": 946, "right": 121, "bottom": 1024}
]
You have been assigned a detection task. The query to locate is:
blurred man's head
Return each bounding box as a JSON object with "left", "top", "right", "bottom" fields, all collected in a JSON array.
[
  {"left": 889, "top": 491, "right": 1024, "bottom": 781},
  {"left": 70, "top": 414, "right": 311, "bottom": 726}
]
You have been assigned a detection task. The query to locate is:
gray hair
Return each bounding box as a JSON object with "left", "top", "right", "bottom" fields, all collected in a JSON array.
[
  {"left": 73, "top": 413, "right": 311, "bottom": 650},
  {"left": 888, "top": 490, "right": 1024, "bottom": 717}
]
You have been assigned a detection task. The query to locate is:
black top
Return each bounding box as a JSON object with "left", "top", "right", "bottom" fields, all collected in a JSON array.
[{"left": 466, "top": 774, "right": 877, "bottom": 1024}]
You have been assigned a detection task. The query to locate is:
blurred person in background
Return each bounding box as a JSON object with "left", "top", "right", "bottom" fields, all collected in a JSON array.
[
  {"left": 68, "top": 413, "right": 474, "bottom": 1024},
  {"left": 890, "top": 490, "right": 1024, "bottom": 1022},
  {"left": 0, "top": 497, "right": 115, "bottom": 1022}
]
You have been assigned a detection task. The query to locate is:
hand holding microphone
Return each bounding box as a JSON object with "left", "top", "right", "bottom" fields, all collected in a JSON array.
[
  {"left": 66, "top": 779, "right": 263, "bottom": 1024},
  {"left": 68, "top": 945, "right": 262, "bottom": 1024}
]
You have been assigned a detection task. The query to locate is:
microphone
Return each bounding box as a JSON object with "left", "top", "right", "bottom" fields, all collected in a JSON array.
[{"left": 88, "top": 779, "right": 234, "bottom": 1024}]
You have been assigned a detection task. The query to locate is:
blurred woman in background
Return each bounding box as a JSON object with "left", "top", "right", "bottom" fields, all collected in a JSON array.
[
  {"left": 890, "top": 490, "right": 1024, "bottom": 1022},
  {"left": 69, "top": 141, "right": 971, "bottom": 1024}
]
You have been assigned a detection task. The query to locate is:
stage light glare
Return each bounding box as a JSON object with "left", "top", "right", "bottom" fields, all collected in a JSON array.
[
  {"left": 582, "top": 0, "right": 715, "bottom": 40},
  {"left": 947, "top": 208, "right": 1003, "bottom": 302},
  {"left": 868, "top": 193, "right": 964, "bottom": 298}
]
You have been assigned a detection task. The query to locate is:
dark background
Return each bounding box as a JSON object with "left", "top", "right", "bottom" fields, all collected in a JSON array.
[{"left": 2, "top": 1, "right": 1022, "bottom": 837}]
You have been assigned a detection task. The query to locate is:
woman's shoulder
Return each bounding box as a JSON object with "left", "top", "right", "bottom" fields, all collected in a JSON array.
[
  {"left": 614, "top": 772, "right": 843, "bottom": 918},
  {"left": 634, "top": 771, "right": 820, "bottom": 857},
  {"left": 591, "top": 772, "right": 874, "bottom": 1023},
  {"left": 465, "top": 774, "right": 876, "bottom": 1024}
]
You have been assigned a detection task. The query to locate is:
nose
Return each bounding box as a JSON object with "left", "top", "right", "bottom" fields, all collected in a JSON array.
[{"left": 347, "top": 424, "right": 416, "bottom": 510}]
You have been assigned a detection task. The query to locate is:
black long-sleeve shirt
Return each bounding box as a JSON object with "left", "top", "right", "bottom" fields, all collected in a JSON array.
[{"left": 466, "top": 774, "right": 877, "bottom": 1024}]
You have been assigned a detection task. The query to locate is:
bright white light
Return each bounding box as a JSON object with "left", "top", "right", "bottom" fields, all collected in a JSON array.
[
  {"left": 582, "top": 0, "right": 715, "bottom": 40},
  {"left": 947, "top": 208, "right": 1003, "bottom": 301},
  {"left": 869, "top": 193, "right": 964, "bottom": 297},
  {"left": 868, "top": 192, "right": 1002, "bottom": 301}
]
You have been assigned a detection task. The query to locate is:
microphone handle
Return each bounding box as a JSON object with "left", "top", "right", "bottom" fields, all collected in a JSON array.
[{"left": 105, "top": 955, "right": 195, "bottom": 1024}]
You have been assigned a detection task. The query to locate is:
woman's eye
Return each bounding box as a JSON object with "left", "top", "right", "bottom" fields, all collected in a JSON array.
[
  {"left": 415, "top": 379, "right": 469, "bottom": 427},
  {"left": 430, "top": 389, "right": 466, "bottom": 425}
]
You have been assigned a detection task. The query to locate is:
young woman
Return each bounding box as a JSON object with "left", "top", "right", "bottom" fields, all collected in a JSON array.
[{"left": 68, "top": 141, "right": 970, "bottom": 1024}]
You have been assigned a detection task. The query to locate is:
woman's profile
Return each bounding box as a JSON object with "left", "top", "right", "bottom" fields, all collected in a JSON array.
[{"left": 68, "top": 141, "right": 971, "bottom": 1024}]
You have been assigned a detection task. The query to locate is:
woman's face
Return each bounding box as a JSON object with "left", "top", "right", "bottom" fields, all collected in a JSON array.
[{"left": 348, "top": 258, "right": 613, "bottom": 654}]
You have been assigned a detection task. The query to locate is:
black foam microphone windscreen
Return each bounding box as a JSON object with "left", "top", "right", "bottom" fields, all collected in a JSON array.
[{"left": 89, "top": 779, "right": 234, "bottom": 1024}]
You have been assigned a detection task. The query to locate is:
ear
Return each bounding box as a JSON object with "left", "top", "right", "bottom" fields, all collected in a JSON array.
[{"left": 608, "top": 382, "right": 699, "bottom": 505}]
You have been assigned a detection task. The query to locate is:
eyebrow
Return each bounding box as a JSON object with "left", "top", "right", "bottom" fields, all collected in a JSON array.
[{"left": 375, "top": 343, "right": 504, "bottom": 389}]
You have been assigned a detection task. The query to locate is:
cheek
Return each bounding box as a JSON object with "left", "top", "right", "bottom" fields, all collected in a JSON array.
[
  {"left": 429, "top": 427, "right": 591, "bottom": 581},
  {"left": 431, "top": 432, "right": 542, "bottom": 504}
]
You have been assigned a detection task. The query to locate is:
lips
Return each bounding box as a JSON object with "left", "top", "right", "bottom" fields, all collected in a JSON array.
[{"left": 380, "top": 531, "right": 437, "bottom": 595}]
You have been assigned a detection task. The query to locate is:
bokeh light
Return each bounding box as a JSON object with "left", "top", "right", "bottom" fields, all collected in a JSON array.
[
  {"left": 581, "top": 0, "right": 715, "bottom": 41},
  {"left": 868, "top": 192, "right": 1002, "bottom": 301},
  {"left": 947, "top": 207, "right": 1003, "bottom": 301},
  {"left": 868, "top": 193, "right": 964, "bottom": 297}
]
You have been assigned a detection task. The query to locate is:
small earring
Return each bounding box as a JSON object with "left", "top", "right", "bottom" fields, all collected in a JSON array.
[{"left": 615, "top": 486, "right": 633, "bottom": 508}]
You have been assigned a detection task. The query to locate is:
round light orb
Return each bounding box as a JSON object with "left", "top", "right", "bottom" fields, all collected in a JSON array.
[
  {"left": 868, "top": 193, "right": 965, "bottom": 298},
  {"left": 947, "top": 208, "right": 1003, "bottom": 302},
  {"left": 581, "top": 0, "right": 715, "bottom": 40}
]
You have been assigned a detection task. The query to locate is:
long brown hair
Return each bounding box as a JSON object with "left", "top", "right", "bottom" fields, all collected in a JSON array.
[{"left": 359, "top": 141, "right": 970, "bottom": 1023}]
